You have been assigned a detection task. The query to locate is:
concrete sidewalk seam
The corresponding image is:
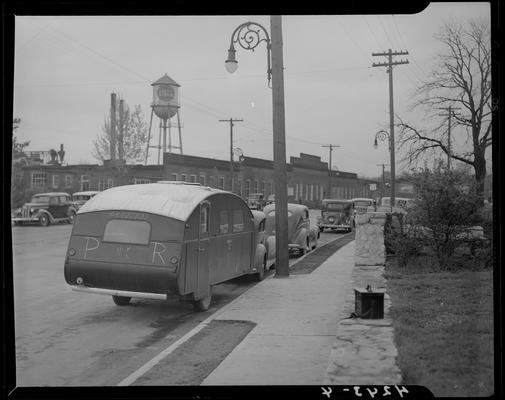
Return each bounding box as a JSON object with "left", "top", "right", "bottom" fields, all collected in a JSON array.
[
  {"left": 323, "top": 262, "right": 403, "bottom": 385},
  {"left": 201, "top": 241, "right": 357, "bottom": 386}
]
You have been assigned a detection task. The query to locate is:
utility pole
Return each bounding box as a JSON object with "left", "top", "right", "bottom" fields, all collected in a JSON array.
[
  {"left": 377, "top": 163, "right": 390, "bottom": 201},
  {"left": 270, "top": 15, "right": 289, "bottom": 278},
  {"left": 437, "top": 106, "right": 461, "bottom": 170},
  {"left": 322, "top": 144, "right": 340, "bottom": 197},
  {"left": 372, "top": 49, "right": 409, "bottom": 210},
  {"left": 110, "top": 93, "right": 117, "bottom": 160},
  {"left": 219, "top": 118, "right": 243, "bottom": 192}
]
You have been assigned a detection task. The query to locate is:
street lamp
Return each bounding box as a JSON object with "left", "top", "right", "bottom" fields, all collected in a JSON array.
[
  {"left": 225, "top": 21, "right": 272, "bottom": 87},
  {"left": 225, "top": 17, "right": 289, "bottom": 277},
  {"left": 373, "top": 130, "right": 390, "bottom": 151},
  {"left": 373, "top": 130, "right": 394, "bottom": 211}
]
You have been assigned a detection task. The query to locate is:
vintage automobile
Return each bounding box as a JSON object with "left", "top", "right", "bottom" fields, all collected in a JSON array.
[
  {"left": 247, "top": 193, "right": 265, "bottom": 210},
  {"left": 380, "top": 197, "right": 414, "bottom": 212},
  {"left": 317, "top": 199, "right": 353, "bottom": 233},
  {"left": 251, "top": 210, "right": 276, "bottom": 272},
  {"left": 263, "top": 203, "right": 319, "bottom": 256},
  {"left": 64, "top": 182, "right": 270, "bottom": 312},
  {"left": 12, "top": 192, "right": 77, "bottom": 226},
  {"left": 72, "top": 191, "right": 99, "bottom": 210},
  {"left": 351, "top": 197, "right": 375, "bottom": 226}
]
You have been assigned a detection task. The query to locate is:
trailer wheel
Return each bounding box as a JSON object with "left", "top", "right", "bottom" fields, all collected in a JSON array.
[
  {"left": 112, "top": 295, "right": 131, "bottom": 306},
  {"left": 39, "top": 214, "right": 50, "bottom": 227},
  {"left": 193, "top": 289, "right": 212, "bottom": 312}
]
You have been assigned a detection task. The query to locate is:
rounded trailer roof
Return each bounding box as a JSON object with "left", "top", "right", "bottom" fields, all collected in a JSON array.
[{"left": 77, "top": 182, "right": 229, "bottom": 221}]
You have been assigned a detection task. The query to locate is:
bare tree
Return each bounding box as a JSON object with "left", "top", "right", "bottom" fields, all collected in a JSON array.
[
  {"left": 11, "top": 118, "right": 31, "bottom": 207},
  {"left": 397, "top": 20, "right": 492, "bottom": 202},
  {"left": 92, "top": 97, "right": 148, "bottom": 163}
]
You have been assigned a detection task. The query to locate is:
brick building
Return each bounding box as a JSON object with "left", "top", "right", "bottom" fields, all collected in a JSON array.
[{"left": 18, "top": 152, "right": 381, "bottom": 208}]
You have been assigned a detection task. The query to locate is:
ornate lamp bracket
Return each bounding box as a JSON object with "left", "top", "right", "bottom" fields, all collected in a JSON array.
[{"left": 227, "top": 21, "right": 272, "bottom": 88}]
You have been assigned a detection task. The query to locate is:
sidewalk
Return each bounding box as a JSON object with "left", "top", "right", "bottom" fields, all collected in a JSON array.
[{"left": 201, "top": 240, "right": 402, "bottom": 385}]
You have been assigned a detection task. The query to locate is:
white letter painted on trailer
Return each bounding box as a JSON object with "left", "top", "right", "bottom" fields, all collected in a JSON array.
[
  {"left": 152, "top": 242, "right": 166, "bottom": 264},
  {"left": 83, "top": 237, "right": 100, "bottom": 259}
]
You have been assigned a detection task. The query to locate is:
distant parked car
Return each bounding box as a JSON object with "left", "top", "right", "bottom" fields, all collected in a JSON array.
[
  {"left": 317, "top": 199, "right": 353, "bottom": 233},
  {"left": 12, "top": 192, "right": 77, "bottom": 226},
  {"left": 351, "top": 197, "right": 375, "bottom": 227},
  {"left": 263, "top": 203, "right": 319, "bottom": 257},
  {"left": 380, "top": 197, "right": 414, "bottom": 213},
  {"left": 72, "top": 191, "right": 99, "bottom": 210},
  {"left": 247, "top": 193, "right": 265, "bottom": 210},
  {"left": 251, "top": 210, "right": 276, "bottom": 273}
]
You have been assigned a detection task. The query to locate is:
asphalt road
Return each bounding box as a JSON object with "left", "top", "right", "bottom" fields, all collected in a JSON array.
[{"left": 10, "top": 209, "right": 350, "bottom": 386}]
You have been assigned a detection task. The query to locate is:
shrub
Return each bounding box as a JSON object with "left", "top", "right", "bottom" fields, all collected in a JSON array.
[{"left": 391, "top": 166, "right": 485, "bottom": 270}]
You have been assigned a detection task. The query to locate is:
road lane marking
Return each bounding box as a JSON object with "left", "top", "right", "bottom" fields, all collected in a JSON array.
[{"left": 117, "top": 232, "right": 355, "bottom": 386}]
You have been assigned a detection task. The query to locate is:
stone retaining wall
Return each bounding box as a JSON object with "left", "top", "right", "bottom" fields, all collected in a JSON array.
[{"left": 354, "top": 211, "right": 387, "bottom": 266}]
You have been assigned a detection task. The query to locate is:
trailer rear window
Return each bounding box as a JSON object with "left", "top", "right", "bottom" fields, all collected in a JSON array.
[{"left": 103, "top": 219, "right": 151, "bottom": 245}]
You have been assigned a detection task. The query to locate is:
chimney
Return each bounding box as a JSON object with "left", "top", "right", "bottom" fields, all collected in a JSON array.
[{"left": 110, "top": 93, "right": 117, "bottom": 160}]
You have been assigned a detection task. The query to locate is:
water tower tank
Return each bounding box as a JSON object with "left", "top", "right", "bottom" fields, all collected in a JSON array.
[{"left": 151, "top": 74, "right": 180, "bottom": 120}]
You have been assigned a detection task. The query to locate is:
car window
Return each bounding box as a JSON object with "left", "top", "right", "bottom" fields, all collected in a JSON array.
[
  {"left": 200, "top": 205, "right": 210, "bottom": 234},
  {"left": 60, "top": 195, "right": 69, "bottom": 204},
  {"left": 219, "top": 210, "right": 229, "bottom": 234},
  {"left": 233, "top": 210, "right": 244, "bottom": 232},
  {"left": 32, "top": 196, "right": 50, "bottom": 203},
  {"left": 305, "top": 210, "right": 309, "bottom": 219},
  {"left": 258, "top": 219, "right": 265, "bottom": 232},
  {"left": 266, "top": 210, "right": 293, "bottom": 218},
  {"left": 49, "top": 197, "right": 59, "bottom": 206},
  {"left": 103, "top": 219, "right": 151, "bottom": 245}
]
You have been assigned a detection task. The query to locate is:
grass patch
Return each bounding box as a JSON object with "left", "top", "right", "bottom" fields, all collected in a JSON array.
[{"left": 385, "top": 259, "right": 494, "bottom": 397}]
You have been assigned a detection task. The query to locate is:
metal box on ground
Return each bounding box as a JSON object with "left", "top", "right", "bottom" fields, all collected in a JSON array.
[{"left": 354, "top": 287, "right": 384, "bottom": 319}]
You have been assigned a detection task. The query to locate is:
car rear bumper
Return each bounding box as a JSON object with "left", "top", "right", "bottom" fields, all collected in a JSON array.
[{"left": 70, "top": 285, "right": 169, "bottom": 300}]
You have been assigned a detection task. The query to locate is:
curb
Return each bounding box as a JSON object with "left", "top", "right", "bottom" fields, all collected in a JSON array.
[{"left": 324, "top": 261, "right": 403, "bottom": 385}]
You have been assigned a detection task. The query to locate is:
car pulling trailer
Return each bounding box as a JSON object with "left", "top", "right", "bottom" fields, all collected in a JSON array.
[{"left": 64, "top": 182, "right": 268, "bottom": 311}]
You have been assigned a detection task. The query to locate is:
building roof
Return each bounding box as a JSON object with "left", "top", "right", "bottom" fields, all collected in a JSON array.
[
  {"left": 77, "top": 182, "right": 227, "bottom": 221},
  {"left": 151, "top": 73, "right": 180, "bottom": 87}
]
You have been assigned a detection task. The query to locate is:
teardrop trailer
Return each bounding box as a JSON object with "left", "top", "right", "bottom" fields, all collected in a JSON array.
[{"left": 64, "top": 182, "right": 269, "bottom": 311}]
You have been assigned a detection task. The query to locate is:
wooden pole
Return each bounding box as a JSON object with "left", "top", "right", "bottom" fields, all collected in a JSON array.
[{"left": 271, "top": 15, "right": 289, "bottom": 277}]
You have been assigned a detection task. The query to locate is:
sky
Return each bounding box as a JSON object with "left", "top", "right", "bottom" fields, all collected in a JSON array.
[{"left": 12, "top": 3, "right": 492, "bottom": 178}]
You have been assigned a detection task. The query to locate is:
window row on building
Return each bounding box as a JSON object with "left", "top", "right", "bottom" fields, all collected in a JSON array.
[{"left": 18, "top": 152, "right": 384, "bottom": 208}]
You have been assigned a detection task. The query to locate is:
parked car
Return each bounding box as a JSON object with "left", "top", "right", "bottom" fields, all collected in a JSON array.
[
  {"left": 380, "top": 197, "right": 414, "bottom": 213},
  {"left": 64, "top": 182, "right": 271, "bottom": 312},
  {"left": 251, "top": 210, "right": 276, "bottom": 272},
  {"left": 351, "top": 197, "right": 375, "bottom": 226},
  {"left": 263, "top": 203, "right": 319, "bottom": 256},
  {"left": 317, "top": 199, "right": 353, "bottom": 233},
  {"left": 247, "top": 193, "right": 265, "bottom": 210},
  {"left": 72, "top": 191, "right": 99, "bottom": 210},
  {"left": 12, "top": 192, "right": 77, "bottom": 227}
]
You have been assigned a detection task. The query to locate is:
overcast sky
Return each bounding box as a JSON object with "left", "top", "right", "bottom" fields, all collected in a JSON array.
[{"left": 13, "top": 3, "right": 491, "bottom": 178}]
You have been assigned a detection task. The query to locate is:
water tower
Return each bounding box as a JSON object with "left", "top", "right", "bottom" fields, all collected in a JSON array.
[{"left": 145, "top": 74, "right": 184, "bottom": 165}]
